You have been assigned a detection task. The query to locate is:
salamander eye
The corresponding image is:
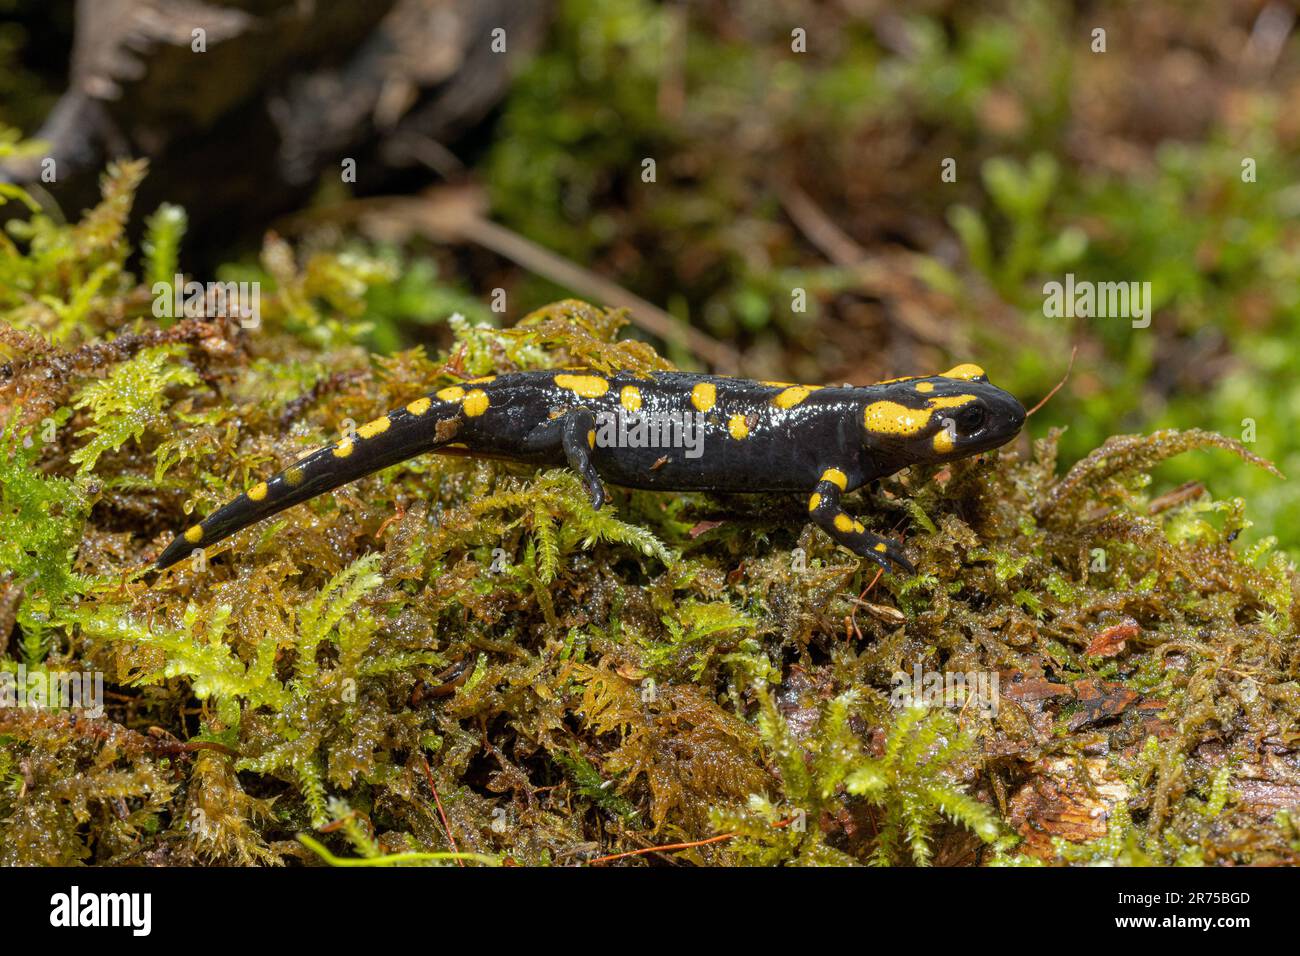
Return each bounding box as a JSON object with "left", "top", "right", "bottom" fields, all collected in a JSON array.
[{"left": 955, "top": 405, "right": 986, "bottom": 432}]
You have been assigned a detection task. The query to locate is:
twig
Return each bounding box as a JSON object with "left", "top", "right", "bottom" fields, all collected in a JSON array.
[
  {"left": 779, "top": 182, "right": 868, "bottom": 267},
  {"left": 419, "top": 752, "right": 463, "bottom": 866},
  {"left": 458, "top": 215, "right": 740, "bottom": 372},
  {"left": 777, "top": 183, "right": 952, "bottom": 346},
  {"left": 1025, "top": 346, "right": 1078, "bottom": 417},
  {"left": 280, "top": 188, "right": 742, "bottom": 373},
  {"left": 374, "top": 500, "right": 406, "bottom": 540},
  {"left": 586, "top": 832, "right": 737, "bottom": 864},
  {"left": 585, "top": 816, "right": 796, "bottom": 865},
  {"left": 1242, "top": 3, "right": 1295, "bottom": 76},
  {"left": 862, "top": 567, "right": 885, "bottom": 598}
]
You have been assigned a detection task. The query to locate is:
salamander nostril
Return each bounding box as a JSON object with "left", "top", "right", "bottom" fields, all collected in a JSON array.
[{"left": 1007, "top": 397, "right": 1027, "bottom": 429}]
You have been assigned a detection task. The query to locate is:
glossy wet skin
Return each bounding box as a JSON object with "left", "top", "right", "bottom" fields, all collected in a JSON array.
[{"left": 155, "top": 364, "right": 1026, "bottom": 574}]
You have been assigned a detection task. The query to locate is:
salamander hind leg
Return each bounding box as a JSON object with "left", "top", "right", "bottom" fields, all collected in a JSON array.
[{"left": 806, "top": 471, "right": 914, "bottom": 574}]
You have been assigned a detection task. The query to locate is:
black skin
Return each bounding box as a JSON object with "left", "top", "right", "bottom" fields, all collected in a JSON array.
[{"left": 155, "top": 366, "right": 1027, "bottom": 574}]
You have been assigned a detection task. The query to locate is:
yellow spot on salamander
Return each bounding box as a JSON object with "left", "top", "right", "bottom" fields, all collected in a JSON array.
[
  {"left": 691, "top": 381, "right": 716, "bottom": 412},
  {"left": 468, "top": 375, "right": 496, "bottom": 384},
  {"left": 864, "top": 394, "right": 974, "bottom": 436},
  {"left": 933, "top": 429, "right": 954, "bottom": 454},
  {"left": 820, "top": 468, "right": 848, "bottom": 490},
  {"left": 808, "top": 493, "right": 822, "bottom": 512},
  {"left": 874, "top": 543, "right": 887, "bottom": 553},
  {"left": 463, "top": 389, "right": 490, "bottom": 417},
  {"left": 334, "top": 438, "right": 355, "bottom": 458},
  {"left": 555, "top": 374, "right": 609, "bottom": 398},
  {"left": 761, "top": 380, "right": 794, "bottom": 388},
  {"left": 184, "top": 525, "right": 203, "bottom": 543},
  {"left": 247, "top": 482, "right": 268, "bottom": 502},
  {"left": 620, "top": 385, "right": 642, "bottom": 412},
  {"left": 773, "top": 386, "right": 811, "bottom": 409},
  {"left": 285, "top": 466, "right": 304, "bottom": 487},
  {"left": 864, "top": 401, "right": 929, "bottom": 436},
  {"left": 915, "top": 381, "right": 934, "bottom": 393},
  {"left": 834, "top": 514, "right": 854, "bottom": 533},
  {"left": 728, "top": 414, "right": 750, "bottom": 440},
  {"left": 357, "top": 416, "right": 391, "bottom": 439},
  {"left": 587, "top": 429, "right": 596, "bottom": 449},
  {"left": 942, "top": 363, "right": 986, "bottom": 381},
  {"left": 437, "top": 386, "right": 465, "bottom": 402},
  {"left": 407, "top": 397, "right": 432, "bottom": 416},
  {"left": 853, "top": 520, "right": 866, "bottom": 534},
  {"left": 928, "top": 394, "right": 976, "bottom": 411}
]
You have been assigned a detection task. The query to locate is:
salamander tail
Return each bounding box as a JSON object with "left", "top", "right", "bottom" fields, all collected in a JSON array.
[{"left": 155, "top": 393, "right": 462, "bottom": 569}]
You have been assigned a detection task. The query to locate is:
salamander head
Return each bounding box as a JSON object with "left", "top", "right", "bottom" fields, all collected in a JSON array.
[{"left": 862, "top": 364, "right": 1026, "bottom": 464}]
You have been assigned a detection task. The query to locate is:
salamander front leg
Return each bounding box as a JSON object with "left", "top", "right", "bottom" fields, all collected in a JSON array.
[
  {"left": 807, "top": 470, "right": 914, "bottom": 574},
  {"left": 523, "top": 409, "right": 606, "bottom": 509},
  {"left": 560, "top": 408, "right": 606, "bottom": 509}
]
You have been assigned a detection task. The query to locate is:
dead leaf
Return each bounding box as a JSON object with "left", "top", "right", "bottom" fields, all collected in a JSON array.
[
  {"left": 1000, "top": 671, "right": 1069, "bottom": 702},
  {"left": 1008, "top": 756, "right": 1130, "bottom": 858},
  {"left": 1068, "top": 678, "right": 1140, "bottom": 730},
  {"left": 1086, "top": 619, "right": 1140, "bottom": 658},
  {"left": 688, "top": 520, "right": 724, "bottom": 539}
]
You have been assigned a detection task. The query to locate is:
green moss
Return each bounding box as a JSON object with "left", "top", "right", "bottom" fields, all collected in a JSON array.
[
  {"left": 717, "top": 693, "right": 1004, "bottom": 866},
  {"left": 0, "top": 413, "right": 93, "bottom": 662},
  {"left": 0, "top": 162, "right": 1297, "bottom": 866},
  {"left": 70, "top": 344, "right": 201, "bottom": 476}
]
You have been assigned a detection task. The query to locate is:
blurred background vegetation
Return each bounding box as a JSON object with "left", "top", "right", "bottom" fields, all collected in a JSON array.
[{"left": 2, "top": 0, "right": 1298, "bottom": 553}]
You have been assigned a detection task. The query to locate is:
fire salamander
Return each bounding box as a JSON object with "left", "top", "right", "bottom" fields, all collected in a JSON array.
[{"left": 155, "top": 364, "right": 1026, "bottom": 574}]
